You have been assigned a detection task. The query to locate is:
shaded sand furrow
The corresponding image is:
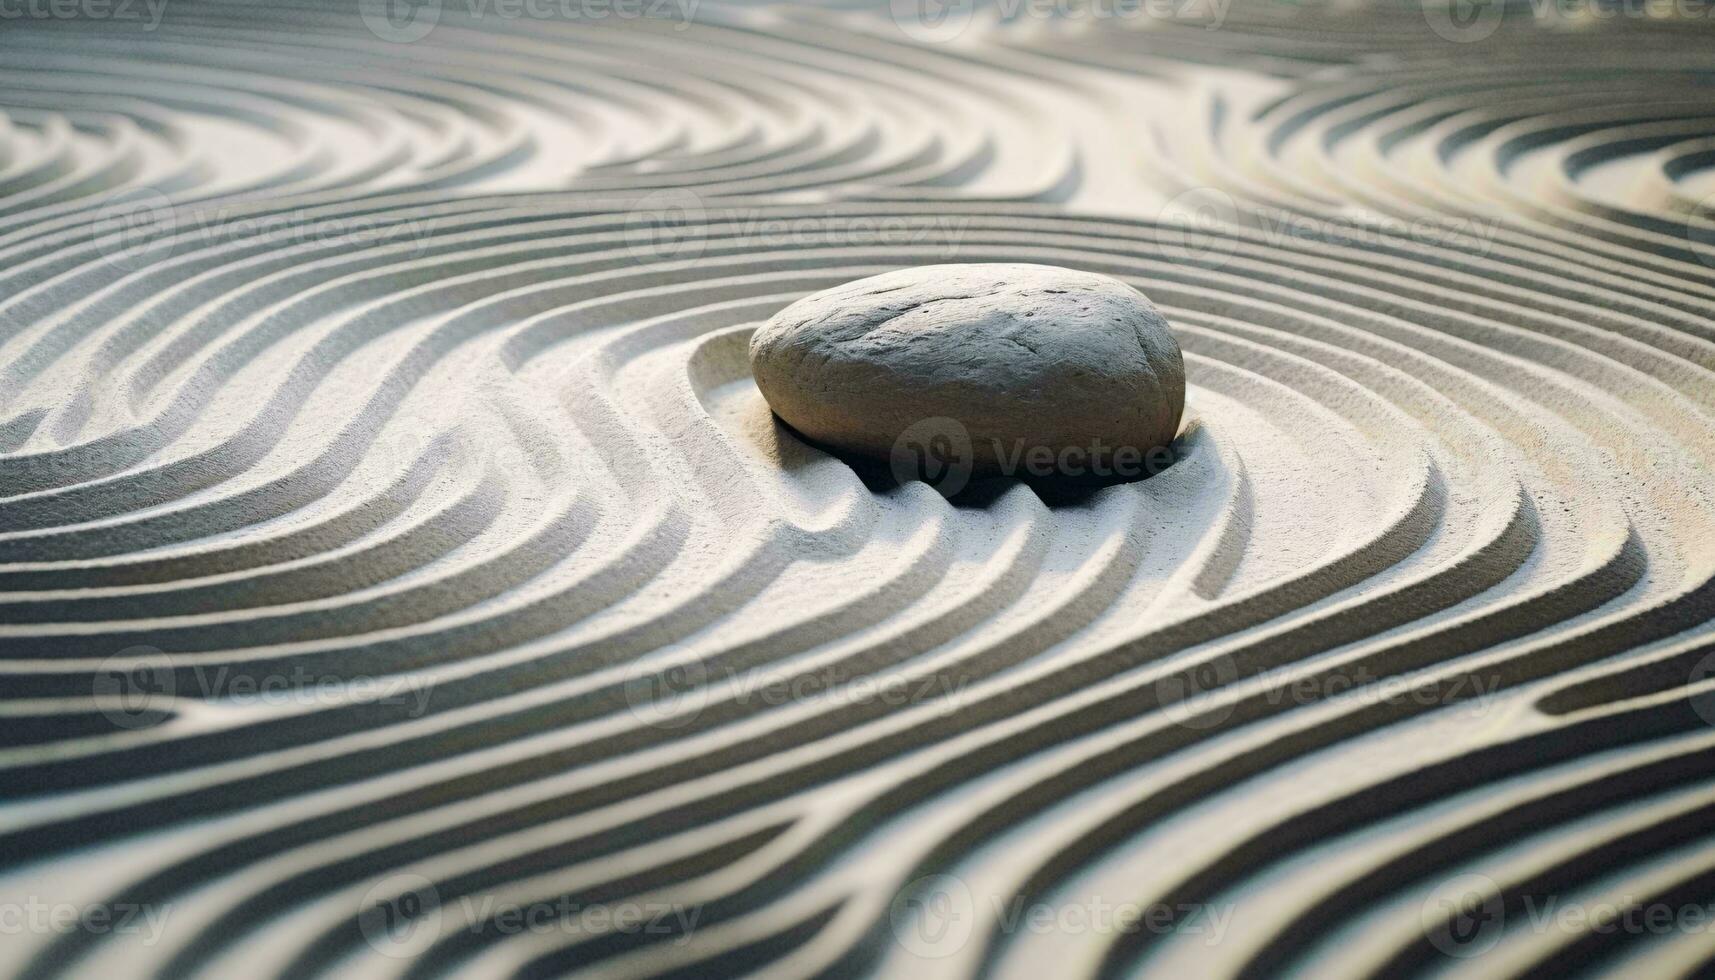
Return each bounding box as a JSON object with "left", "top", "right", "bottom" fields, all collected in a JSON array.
[
  {"left": 1218, "top": 729, "right": 1715, "bottom": 978},
  {"left": 33, "top": 470, "right": 1461, "bottom": 974},
  {"left": 0, "top": 324, "right": 1365, "bottom": 827},
  {"left": 0, "top": 214, "right": 1701, "bottom": 919},
  {"left": 0, "top": 8, "right": 1713, "bottom": 979},
  {"left": 1080, "top": 673, "right": 1715, "bottom": 977},
  {"left": 1146, "top": 85, "right": 1715, "bottom": 313}
]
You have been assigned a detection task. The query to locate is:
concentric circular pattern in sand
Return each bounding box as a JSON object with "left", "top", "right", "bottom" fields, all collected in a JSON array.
[{"left": 1, "top": 4, "right": 1714, "bottom": 980}]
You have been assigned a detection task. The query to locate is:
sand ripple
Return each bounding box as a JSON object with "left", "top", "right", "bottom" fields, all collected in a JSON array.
[{"left": 1, "top": 3, "right": 1714, "bottom": 978}]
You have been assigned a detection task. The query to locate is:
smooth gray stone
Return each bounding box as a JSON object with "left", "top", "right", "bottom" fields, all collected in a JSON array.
[{"left": 749, "top": 263, "right": 1185, "bottom": 482}]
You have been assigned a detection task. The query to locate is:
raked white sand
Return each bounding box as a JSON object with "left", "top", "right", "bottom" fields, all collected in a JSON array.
[{"left": 0, "top": 3, "right": 1712, "bottom": 979}]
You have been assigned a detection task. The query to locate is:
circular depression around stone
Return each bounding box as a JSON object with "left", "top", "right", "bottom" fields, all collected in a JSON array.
[{"left": 749, "top": 263, "right": 1186, "bottom": 483}]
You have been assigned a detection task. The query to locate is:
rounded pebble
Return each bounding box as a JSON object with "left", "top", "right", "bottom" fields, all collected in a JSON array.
[{"left": 749, "top": 263, "right": 1185, "bottom": 483}]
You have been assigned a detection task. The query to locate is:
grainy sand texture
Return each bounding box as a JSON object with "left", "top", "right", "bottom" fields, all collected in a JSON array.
[{"left": 0, "top": 2, "right": 1713, "bottom": 978}]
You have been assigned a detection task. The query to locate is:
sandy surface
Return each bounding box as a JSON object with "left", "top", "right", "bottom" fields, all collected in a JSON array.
[{"left": 0, "top": 1, "right": 1713, "bottom": 978}]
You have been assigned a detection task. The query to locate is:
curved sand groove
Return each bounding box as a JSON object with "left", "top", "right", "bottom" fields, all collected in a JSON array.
[
  {"left": 0, "top": 205, "right": 1708, "bottom": 974},
  {"left": 0, "top": 5, "right": 1714, "bottom": 980}
]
